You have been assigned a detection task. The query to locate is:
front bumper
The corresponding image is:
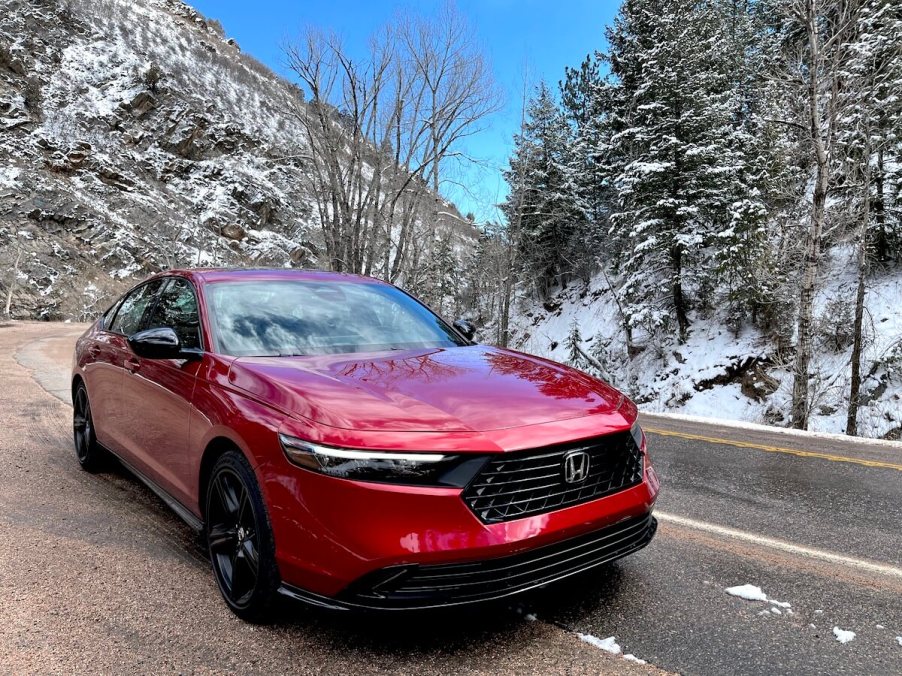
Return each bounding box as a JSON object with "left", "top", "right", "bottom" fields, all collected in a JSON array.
[
  {"left": 344, "top": 512, "right": 656, "bottom": 609},
  {"left": 264, "top": 452, "right": 659, "bottom": 608},
  {"left": 261, "top": 411, "right": 660, "bottom": 609},
  {"left": 277, "top": 512, "right": 656, "bottom": 610}
]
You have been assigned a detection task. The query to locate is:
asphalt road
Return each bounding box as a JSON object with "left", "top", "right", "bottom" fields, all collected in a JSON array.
[{"left": 3, "top": 322, "right": 901, "bottom": 675}]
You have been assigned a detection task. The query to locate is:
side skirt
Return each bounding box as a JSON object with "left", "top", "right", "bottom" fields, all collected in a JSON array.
[{"left": 101, "top": 443, "right": 204, "bottom": 532}]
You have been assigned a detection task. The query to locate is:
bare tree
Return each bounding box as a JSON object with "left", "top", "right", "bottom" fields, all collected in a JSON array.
[
  {"left": 282, "top": 4, "right": 500, "bottom": 283},
  {"left": 842, "top": 0, "right": 902, "bottom": 435},
  {"left": 496, "top": 71, "right": 534, "bottom": 347},
  {"left": 778, "top": 0, "right": 862, "bottom": 429},
  {"left": 846, "top": 137, "right": 871, "bottom": 436}
]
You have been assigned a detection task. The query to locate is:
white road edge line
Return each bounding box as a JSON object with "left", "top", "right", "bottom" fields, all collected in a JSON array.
[{"left": 656, "top": 511, "right": 902, "bottom": 579}]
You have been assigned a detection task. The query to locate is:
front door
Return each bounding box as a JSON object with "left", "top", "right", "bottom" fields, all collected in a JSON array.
[
  {"left": 119, "top": 277, "right": 203, "bottom": 506},
  {"left": 101, "top": 279, "right": 164, "bottom": 459}
]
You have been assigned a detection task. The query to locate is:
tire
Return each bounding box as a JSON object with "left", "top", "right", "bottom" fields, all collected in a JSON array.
[
  {"left": 205, "top": 450, "right": 280, "bottom": 622},
  {"left": 73, "top": 382, "right": 105, "bottom": 472}
]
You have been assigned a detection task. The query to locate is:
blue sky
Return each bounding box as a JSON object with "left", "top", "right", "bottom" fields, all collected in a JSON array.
[{"left": 189, "top": 1, "right": 618, "bottom": 222}]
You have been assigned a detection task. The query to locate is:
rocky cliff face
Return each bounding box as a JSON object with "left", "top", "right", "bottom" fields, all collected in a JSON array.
[{"left": 0, "top": 0, "right": 471, "bottom": 319}]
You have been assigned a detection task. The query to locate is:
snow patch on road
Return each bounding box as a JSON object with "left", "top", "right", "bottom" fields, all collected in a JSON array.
[
  {"left": 833, "top": 627, "right": 856, "bottom": 644},
  {"left": 577, "top": 632, "right": 651, "bottom": 666},
  {"left": 725, "top": 584, "right": 791, "bottom": 610},
  {"left": 577, "top": 633, "right": 621, "bottom": 655},
  {"left": 726, "top": 584, "right": 768, "bottom": 601}
]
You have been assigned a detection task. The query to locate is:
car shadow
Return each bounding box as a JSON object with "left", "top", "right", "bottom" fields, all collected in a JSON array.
[
  {"left": 90, "top": 454, "right": 633, "bottom": 656},
  {"left": 268, "top": 563, "right": 630, "bottom": 658}
]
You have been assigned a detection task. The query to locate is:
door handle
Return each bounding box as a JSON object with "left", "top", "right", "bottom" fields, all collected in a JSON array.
[{"left": 125, "top": 357, "right": 141, "bottom": 373}]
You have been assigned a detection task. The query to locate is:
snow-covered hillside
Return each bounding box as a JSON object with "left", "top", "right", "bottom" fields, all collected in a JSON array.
[
  {"left": 510, "top": 247, "right": 902, "bottom": 440},
  {"left": 0, "top": 0, "right": 473, "bottom": 319}
]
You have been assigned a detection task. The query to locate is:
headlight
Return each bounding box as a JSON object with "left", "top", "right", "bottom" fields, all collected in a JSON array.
[
  {"left": 279, "top": 434, "right": 486, "bottom": 487},
  {"left": 630, "top": 422, "right": 645, "bottom": 451}
]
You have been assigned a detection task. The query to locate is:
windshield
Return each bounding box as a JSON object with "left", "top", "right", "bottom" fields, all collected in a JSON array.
[{"left": 206, "top": 279, "right": 468, "bottom": 357}]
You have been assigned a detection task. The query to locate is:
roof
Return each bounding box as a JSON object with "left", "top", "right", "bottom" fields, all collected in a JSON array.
[{"left": 163, "top": 268, "right": 387, "bottom": 285}]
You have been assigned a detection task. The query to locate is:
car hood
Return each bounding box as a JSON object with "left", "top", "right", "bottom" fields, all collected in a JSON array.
[{"left": 227, "top": 345, "right": 626, "bottom": 433}]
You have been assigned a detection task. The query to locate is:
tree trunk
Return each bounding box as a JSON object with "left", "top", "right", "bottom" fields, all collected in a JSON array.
[
  {"left": 845, "top": 234, "right": 867, "bottom": 436},
  {"left": 498, "top": 238, "right": 514, "bottom": 348},
  {"left": 791, "top": 0, "right": 829, "bottom": 430},
  {"left": 600, "top": 265, "right": 633, "bottom": 354},
  {"left": 873, "top": 147, "right": 887, "bottom": 262},
  {"left": 670, "top": 246, "right": 689, "bottom": 343},
  {"left": 846, "top": 134, "right": 873, "bottom": 436}
]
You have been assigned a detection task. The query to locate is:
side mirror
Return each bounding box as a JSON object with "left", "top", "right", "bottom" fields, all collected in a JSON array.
[
  {"left": 452, "top": 318, "right": 476, "bottom": 342},
  {"left": 128, "top": 327, "right": 201, "bottom": 360}
]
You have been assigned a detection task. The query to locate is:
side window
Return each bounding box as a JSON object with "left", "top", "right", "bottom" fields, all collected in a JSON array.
[
  {"left": 109, "top": 280, "right": 163, "bottom": 336},
  {"left": 146, "top": 278, "right": 201, "bottom": 349},
  {"left": 100, "top": 298, "right": 123, "bottom": 330}
]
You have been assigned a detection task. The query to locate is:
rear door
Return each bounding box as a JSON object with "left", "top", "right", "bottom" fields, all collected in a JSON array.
[
  {"left": 118, "top": 277, "right": 204, "bottom": 505},
  {"left": 93, "top": 279, "right": 164, "bottom": 456},
  {"left": 80, "top": 298, "right": 124, "bottom": 449}
]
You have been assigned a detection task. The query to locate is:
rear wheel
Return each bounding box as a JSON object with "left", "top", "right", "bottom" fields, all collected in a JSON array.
[
  {"left": 205, "top": 450, "right": 280, "bottom": 622},
  {"left": 73, "top": 383, "right": 105, "bottom": 472}
]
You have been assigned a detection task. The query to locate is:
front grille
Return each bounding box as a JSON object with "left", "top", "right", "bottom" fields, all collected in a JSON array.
[
  {"left": 461, "top": 431, "right": 644, "bottom": 523},
  {"left": 342, "top": 513, "right": 656, "bottom": 608}
]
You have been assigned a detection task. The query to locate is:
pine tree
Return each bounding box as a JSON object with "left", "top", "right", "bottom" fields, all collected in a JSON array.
[
  {"left": 561, "top": 54, "right": 610, "bottom": 279},
  {"left": 502, "top": 82, "right": 588, "bottom": 299},
  {"left": 598, "top": 0, "right": 756, "bottom": 342},
  {"left": 425, "top": 233, "right": 459, "bottom": 317},
  {"left": 565, "top": 321, "right": 586, "bottom": 370}
]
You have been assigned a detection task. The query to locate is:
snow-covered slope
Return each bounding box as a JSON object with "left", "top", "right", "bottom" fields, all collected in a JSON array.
[
  {"left": 0, "top": 0, "right": 473, "bottom": 319},
  {"left": 510, "top": 247, "right": 902, "bottom": 440}
]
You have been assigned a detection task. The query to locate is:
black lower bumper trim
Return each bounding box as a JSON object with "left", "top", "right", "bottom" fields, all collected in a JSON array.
[{"left": 286, "top": 512, "right": 655, "bottom": 611}]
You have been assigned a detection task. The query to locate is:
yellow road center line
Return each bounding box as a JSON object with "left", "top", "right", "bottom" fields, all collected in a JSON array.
[
  {"left": 656, "top": 511, "right": 902, "bottom": 579},
  {"left": 643, "top": 427, "right": 902, "bottom": 471}
]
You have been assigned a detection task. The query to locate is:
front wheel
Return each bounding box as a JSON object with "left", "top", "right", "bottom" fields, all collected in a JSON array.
[
  {"left": 73, "top": 382, "right": 106, "bottom": 472},
  {"left": 205, "top": 450, "right": 280, "bottom": 622}
]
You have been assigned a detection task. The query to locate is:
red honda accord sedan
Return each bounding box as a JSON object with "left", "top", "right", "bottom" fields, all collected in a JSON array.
[{"left": 72, "top": 268, "right": 659, "bottom": 620}]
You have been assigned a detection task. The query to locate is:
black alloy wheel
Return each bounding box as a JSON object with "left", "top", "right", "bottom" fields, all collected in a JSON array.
[
  {"left": 205, "top": 451, "right": 279, "bottom": 622},
  {"left": 73, "top": 383, "right": 105, "bottom": 471}
]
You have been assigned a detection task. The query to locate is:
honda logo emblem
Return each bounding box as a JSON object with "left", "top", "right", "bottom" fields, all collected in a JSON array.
[{"left": 563, "top": 450, "right": 590, "bottom": 483}]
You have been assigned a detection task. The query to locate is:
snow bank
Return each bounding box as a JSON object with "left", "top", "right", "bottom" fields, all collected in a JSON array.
[
  {"left": 510, "top": 246, "right": 902, "bottom": 440},
  {"left": 643, "top": 412, "right": 902, "bottom": 449}
]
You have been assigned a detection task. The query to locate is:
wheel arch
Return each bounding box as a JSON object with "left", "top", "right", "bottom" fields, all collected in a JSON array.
[
  {"left": 198, "top": 436, "right": 253, "bottom": 519},
  {"left": 71, "top": 373, "right": 85, "bottom": 398}
]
